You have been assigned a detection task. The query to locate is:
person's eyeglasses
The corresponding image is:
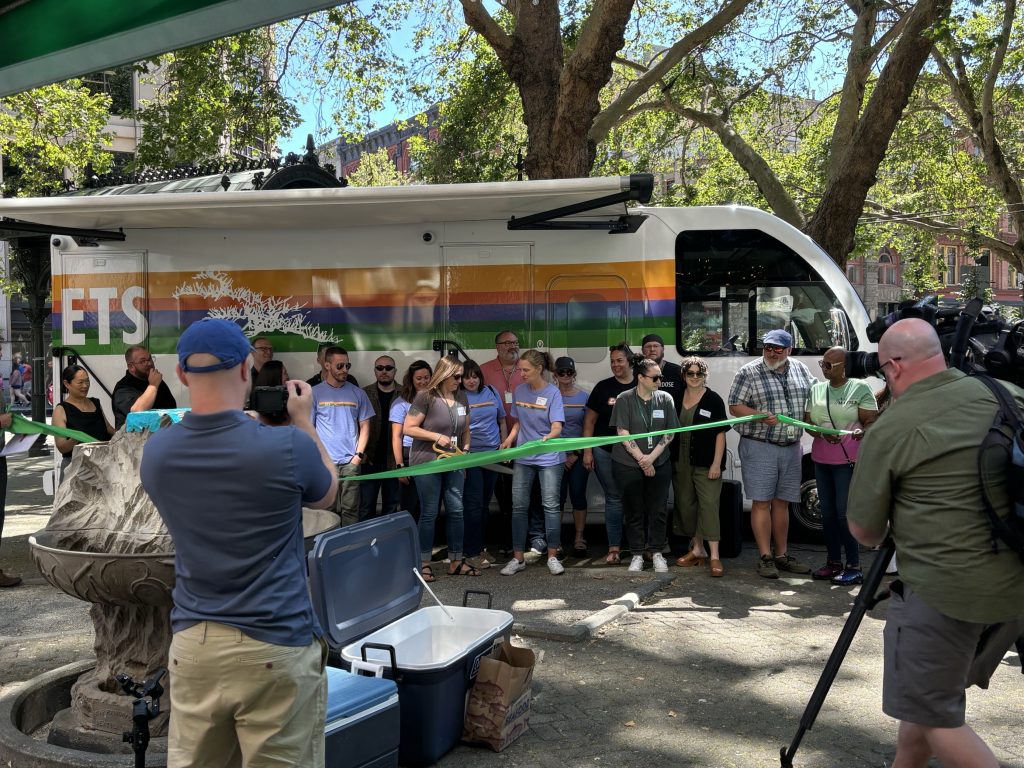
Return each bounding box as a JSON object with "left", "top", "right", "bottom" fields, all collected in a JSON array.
[
  {"left": 556, "top": 369, "right": 574, "bottom": 377},
  {"left": 335, "top": 362, "right": 352, "bottom": 370},
  {"left": 497, "top": 340, "right": 519, "bottom": 347},
  {"left": 643, "top": 374, "right": 663, "bottom": 382},
  {"left": 253, "top": 346, "right": 273, "bottom": 353},
  {"left": 763, "top": 344, "right": 786, "bottom": 353},
  {"left": 819, "top": 360, "right": 844, "bottom": 372},
  {"left": 878, "top": 356, "right": 903, "bottom": 373},
  {"left": 131, "top": 357, "right": 153, "bottom": 365},
  {"left": 685, "top": 370, "right": 705, "bottom": 378},
  {"left": 375, "top": 365, "right": 395, "bottom": 372}
]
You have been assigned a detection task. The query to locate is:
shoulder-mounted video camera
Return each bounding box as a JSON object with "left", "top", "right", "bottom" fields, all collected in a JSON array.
[{"left": 845, "top": 296, "right": 1024, "bottom": 386}]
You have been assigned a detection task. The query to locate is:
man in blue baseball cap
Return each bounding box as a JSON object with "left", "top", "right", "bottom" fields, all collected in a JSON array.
[
  {"left": 728, "top": 328, "right": 816, "bottom": 579},
  {"left": 141, "top": 317, "right": 337, "bottom": 767}
]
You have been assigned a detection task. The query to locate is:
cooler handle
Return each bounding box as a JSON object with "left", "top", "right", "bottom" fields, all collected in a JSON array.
[
  {"left": 348, "top": 659, "right": 384, "bottom": 678},
  {"left": 360, "top": 642, "right": 399, "bottom": 681},
  {"left": 462, "top": 589, "right": 493, "bottom": 609}
]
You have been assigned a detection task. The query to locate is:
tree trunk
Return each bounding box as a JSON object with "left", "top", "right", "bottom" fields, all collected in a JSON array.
[{"left": 804, "top": 0, "right": 953, "bottom": 268}]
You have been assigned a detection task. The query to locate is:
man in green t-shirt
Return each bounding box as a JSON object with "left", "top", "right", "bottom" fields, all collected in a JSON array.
[{"left": 848, "top": 318, "right": 1024, "bottom": 768}]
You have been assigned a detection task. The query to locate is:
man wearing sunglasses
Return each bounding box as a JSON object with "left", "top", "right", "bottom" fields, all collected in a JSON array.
[
  {"left": 311, "top": 346, "right": 374, "bottom": 526},
  {"left": 359, "top": 356, "right": 400, "bottom": 520},
  {"left": 847, "top": 319, "right": 1024, "bottom": 768},
  {"left": 728, "top": 329, "right": 815, "bottom": 578}
]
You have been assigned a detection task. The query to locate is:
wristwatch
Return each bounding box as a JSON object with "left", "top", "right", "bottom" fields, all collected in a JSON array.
[{"left": 355, "top": 451, "right": 365, "bottom": 459}]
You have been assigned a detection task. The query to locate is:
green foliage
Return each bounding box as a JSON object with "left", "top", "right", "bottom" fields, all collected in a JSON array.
[
  {"left": 0, "top": 82, "right": 113, "bottom": 197},
  {"left": 129, "top": 28, "right": 299, "bottom": 169},
  {"left": 347, "top": 147, "right": 407, "bottom": 186}
]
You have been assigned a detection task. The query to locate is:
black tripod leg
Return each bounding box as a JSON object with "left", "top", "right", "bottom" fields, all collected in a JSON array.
[{"left": 780, "top": 537, "right": 896, "bottom": 767}]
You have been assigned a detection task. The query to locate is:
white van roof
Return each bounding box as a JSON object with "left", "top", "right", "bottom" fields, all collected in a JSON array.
[{"left": 0, "top": 176, "right": 634, "bottom": 231}]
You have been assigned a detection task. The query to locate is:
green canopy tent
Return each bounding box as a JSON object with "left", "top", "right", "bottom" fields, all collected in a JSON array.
[{"left": 0, "top": 0, "right": 348, "bottom": 98}]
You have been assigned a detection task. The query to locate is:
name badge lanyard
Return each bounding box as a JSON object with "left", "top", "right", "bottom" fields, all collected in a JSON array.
[
  {"left": 635, "top": 393, "right": 655, "bottom": 450},
  {"left": 780, "top": 372, "right": 797, "bottom": 440},
  {"left": 445, "top": 398, "right": 460, "bottom": 446}
]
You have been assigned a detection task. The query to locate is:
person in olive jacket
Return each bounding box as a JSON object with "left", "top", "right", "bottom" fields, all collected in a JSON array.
[{"left": 673, "top": 356, "right": 729, "bottom": 577}]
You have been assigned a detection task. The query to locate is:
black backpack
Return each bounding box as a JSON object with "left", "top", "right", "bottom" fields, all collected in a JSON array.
[{"left": 975, "top": 374, "right": 1024, "bottom": 562}]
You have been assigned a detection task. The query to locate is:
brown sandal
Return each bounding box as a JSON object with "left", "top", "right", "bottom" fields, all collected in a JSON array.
[
  {"left": 709, "top": 559, "right": 724, "bottom": 578},
  {"left": 605, "top": 550, "right": 621, "bottom": 565}
]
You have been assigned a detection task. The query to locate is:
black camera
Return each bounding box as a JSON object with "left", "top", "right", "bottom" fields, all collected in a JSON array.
[
  {"left": 252, "top": 385, "right": 288, "bottom": 415},
  {"left": 845, "top": 296, "right": 1024, "bottom": 386}
]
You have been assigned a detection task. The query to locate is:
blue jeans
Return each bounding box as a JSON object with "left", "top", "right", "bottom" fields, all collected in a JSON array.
[
  {"left": 358, "top": 470, "right": 399, "bottom": 521},
  {"left": 512, "top": 463, "right": 563, "bottom": 553},
  {"left": 560, "top": 457, "right": 588, "bottom": 511},
  {"left": 462, "top": 465, "right": 497, "bottom": 557},
  {"left": 814, "top": 462, "right": 858, "bottom": 566},
  {"left": 413, "top": 470, "right": 465, "bottom": 562},
  {"left": 592, "top": 448, "right": 623, "bottom": 549}
]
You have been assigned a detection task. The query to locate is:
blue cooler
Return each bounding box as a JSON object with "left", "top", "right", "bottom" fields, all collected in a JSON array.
[
  {"left": 325, "top": 665, "right": 399, "bottom": 768},
  {"left": 308, "top": 513, "right": 514, "bottom": 767}
]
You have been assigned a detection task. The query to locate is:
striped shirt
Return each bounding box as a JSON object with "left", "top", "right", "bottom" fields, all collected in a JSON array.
[{"left": 728, "top": 358, "right": 815, "bottom": 443}]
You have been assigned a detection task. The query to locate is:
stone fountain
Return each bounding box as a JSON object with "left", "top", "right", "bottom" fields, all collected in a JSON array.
[{"left": 0, "top": 413, "right": 339, "bottom": 767}]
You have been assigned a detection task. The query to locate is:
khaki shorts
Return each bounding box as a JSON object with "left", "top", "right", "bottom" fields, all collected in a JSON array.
[
  {"left": 168, "top": 622, "right": 327, "bottom": 768},
  {"left": 882, "top": 584, "right": 1024, "bottom": 729}
]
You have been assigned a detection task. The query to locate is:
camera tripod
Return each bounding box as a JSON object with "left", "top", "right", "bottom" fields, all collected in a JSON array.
[
  {"left": 117, "top": 667, "right": 167, "bottom": 768},
  {"left": 780, "top": 537, "right": 896, "bottom": 767}
]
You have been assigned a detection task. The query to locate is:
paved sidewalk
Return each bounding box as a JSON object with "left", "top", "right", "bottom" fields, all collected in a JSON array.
[{"left": 2, "top": 449, "right": 1022, "bottom": 767}]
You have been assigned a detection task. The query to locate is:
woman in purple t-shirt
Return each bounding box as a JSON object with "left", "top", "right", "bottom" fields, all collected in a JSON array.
[{"left": 498, "top": 349, "right": 565, "bottom": 577}]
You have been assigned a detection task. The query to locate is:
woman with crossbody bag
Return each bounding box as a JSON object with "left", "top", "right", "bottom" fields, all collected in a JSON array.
[{"left": 804, "top": 346, "right": 878, "bottom": 585}]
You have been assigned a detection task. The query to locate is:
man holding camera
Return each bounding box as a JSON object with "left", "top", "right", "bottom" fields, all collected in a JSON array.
[
  {"left": 312, "top": 346, "right": 373, "bottom": 526},
  {"left": 141, "top": 318, "right": 337, "bottom": 768},
  {"left": 848, "top": 318, "right": 1024, "bottom": 768}
]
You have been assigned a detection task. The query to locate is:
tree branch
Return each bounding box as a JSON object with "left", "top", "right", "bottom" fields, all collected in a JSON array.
[
  {"left": 862, "top": 200, "right": 1017, "bottom": 259},
  {"left": 459, "top": 0, "right": 513, "bottom": 66},
  {"left": 590, "top": 0, "right": 756, "bottom": 144},
  {"left": 665, "top": 96, "right": 805, "bottom": 228}
]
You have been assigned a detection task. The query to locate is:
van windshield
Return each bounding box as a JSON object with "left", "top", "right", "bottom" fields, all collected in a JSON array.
[{"left": 675, "top": 229, "right": 858, "bottom": 355}]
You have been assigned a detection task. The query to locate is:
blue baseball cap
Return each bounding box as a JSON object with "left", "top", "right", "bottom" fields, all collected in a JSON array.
[
  {"left": 762, "top": 329, "right": 793, "bottom": 348},
  {"left": 178, "top": 318, "right": 253, "bottom": 373}
]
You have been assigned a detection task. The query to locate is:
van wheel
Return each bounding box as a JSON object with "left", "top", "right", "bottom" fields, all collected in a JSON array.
[{"left": 790, "top": 479, "right": 823, "bottom": 538}]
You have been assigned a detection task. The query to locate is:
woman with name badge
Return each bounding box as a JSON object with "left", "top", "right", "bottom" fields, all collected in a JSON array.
[
  {"left": 391, "top": 360, "right": 433, "bottom": 522},
  {"left": 461, "top": 359, "right": 507, "bottom": 570},
  {"left": 553, "top": 356, "right": 591, "bottom": 556},
  {"left": 610, "top": 355, "right": 679, "bottom": 573},
  {"left": 499, "top": 350, "right": 566, "bottom": 577},
  {"left": 582, "top": 342, "right": 635, "bottom": 564},
  {"left": 804, "top": 346, "right": 878, "bottom": 586},
  {"left": 673, "top": 356, "right": 730, "bottom": 577},
  {"left": 403, "top": 355, "right": 477, "bottom": 582}
]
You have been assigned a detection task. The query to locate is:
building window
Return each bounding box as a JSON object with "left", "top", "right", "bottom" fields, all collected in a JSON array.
[
  {"left": 80, "top": 66, "right": 134, "bottom": 115},
  {"left": 946, "top": 247, "right": 957, "bottom": 284},
  {"left": 878, "top": 253, "right": 897, "bottom": 285},
  {"left": 847, "top": 264, "right": 861, "bottom": 284}
]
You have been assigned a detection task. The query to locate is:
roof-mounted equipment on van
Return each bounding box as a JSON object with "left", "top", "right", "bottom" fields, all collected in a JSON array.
[
  {"left": 0, "top": 217, "right": 125, "bottom": 243},
  {"left": 507, "top": 173, "right": 654, "bottom": 234}
]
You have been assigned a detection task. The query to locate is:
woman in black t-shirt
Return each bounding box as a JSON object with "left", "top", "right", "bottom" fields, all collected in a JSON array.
[
  {"left": 52, "top": 365, "right": 115, "bottom": 470},
  {"left": 582, "top": 342, "right": 635, "bottom": 564}
]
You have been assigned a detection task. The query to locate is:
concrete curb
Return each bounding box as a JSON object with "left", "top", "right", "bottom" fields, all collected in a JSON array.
[{"left": 514, "top": 573, "right": 675, "bottom": 642}]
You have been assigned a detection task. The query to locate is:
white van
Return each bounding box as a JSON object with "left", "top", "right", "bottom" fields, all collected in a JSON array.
[{"left": 0, "top": 174, "right": 873, "bottom": 533}]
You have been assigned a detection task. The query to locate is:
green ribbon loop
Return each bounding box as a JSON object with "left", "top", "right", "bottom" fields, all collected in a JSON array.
[
  {"left": 345, "top": 413, "right": 854, "bottom": 483},
  {"left": 6, "top": 412, "right": 99, "bottom": 444}
]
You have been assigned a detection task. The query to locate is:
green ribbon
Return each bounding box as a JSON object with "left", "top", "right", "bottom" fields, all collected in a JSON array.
[
  {"left": 6, "top": 412, "right": 99, "bottom": 444},
  {"left": 345, "top": 413, "right": 853, "bottom": 483}
]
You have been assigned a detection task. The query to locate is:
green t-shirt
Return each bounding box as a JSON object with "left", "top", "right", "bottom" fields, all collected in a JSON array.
[{"left": 848, "top": 369, "right": 1024, "bottom": 623}]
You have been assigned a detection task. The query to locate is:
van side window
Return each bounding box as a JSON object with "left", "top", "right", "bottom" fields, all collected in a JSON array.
[{"left": 675, "top": 229, "right": 854, "bottom": 356}]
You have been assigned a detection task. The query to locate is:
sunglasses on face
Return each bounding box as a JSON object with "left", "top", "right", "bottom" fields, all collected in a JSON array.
[
  {"left": 819, "top": 360, "right": 844, "bottom": 372},
  {"left": 452, "top": 374, "right": 463, "bottom": 381},
  {"left": 685, "top": 370, "right": 705, "bottom": 378},
  {"left": 556, "top": 369, "right": 574, "bottom": 376},
  {"left": 643, "top": 374, "right": 663, "bottom": 382},
  {"left": 375, "top": 365, "right": 395, "bottom": 372},
  {"left": 335, "top": 362, "right": 352, "bottom": 370},
  {"left": 763, "top": 344, "right": 786, "bottom": 353}
]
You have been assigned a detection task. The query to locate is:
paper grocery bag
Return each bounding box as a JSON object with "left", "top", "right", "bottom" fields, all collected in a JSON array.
[{"left": 463, "top": 642, "right": 536, "bottom": 752}]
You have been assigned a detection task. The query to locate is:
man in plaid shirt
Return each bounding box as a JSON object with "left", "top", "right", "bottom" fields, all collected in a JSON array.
[{"left": 729, "top": 329, "right": 816, "bottom": 579}]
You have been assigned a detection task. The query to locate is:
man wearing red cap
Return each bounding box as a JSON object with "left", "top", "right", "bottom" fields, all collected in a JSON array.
[{"left": 142, "top": 318, "right": 337, "bottom": 768}]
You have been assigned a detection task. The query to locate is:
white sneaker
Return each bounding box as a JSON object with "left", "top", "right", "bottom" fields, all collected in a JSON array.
[
  {"left": 652, "top": 552, "right": 668, "bottom": 573},
  {"left": 547, "top": 557, "right": 565, "bottom": 575},
  {"left": 628, "top": 555, "right": 645, "bottom": 572},
  {"left": 500, "top": 558, "right": 526, "bottom": 576}
]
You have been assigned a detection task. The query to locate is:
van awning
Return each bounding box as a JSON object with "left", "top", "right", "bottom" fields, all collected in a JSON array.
[
  {"left": 0, "top": 176, "right": 639, "bottom": 231},
  {"left": 0, "top": 0, "right": 346, "bottom": 97}
]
